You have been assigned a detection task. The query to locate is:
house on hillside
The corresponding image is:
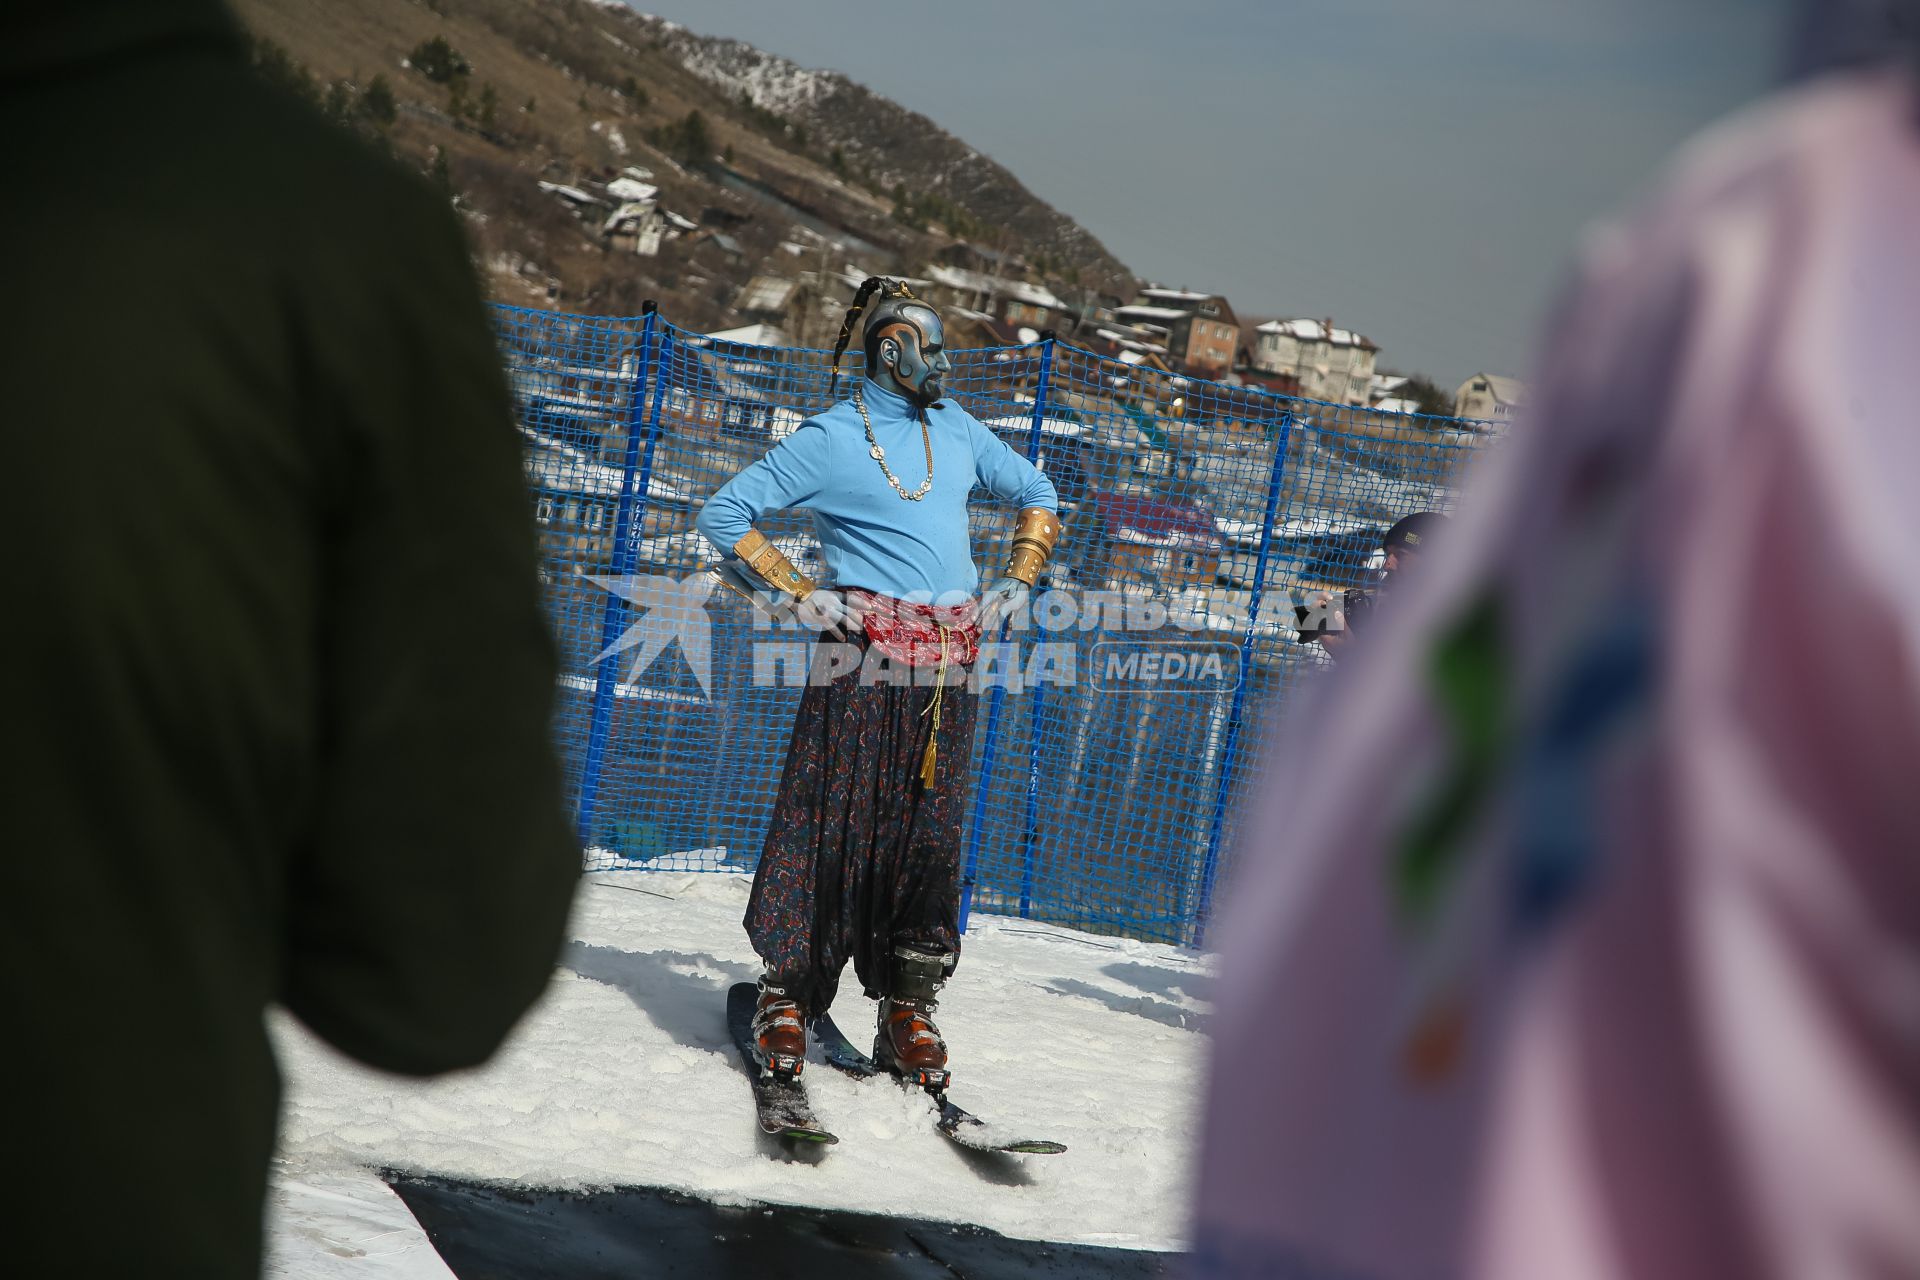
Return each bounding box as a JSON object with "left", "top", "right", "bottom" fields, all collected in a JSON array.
[
  {"left": 507, "top": 341, "right": 649, "bottom": 457},
  {"left": 690, "top": 231, "right": 746, "bottom": 265},
  {"left": 1249, "top": 318, "right": 1379, "bottom": 405},
  {"left": 733, "top": 274, "right": 809, "bottom": 330},
  {"left": 662, "top": 340, "right": 797, "bottom": 444},
  {"left": 919, "top": 265, "right": 1068, "bottom": 330},
  {"left": 1114, "top": 288, "right": 1239, "bottom": 377},
  {"left": 1069, "top": 316, "right": 1172, "bottom": 372},
  {"left": 1085, "top": 491, "right": 1223, "bottom": 593},
  {"left": 606, "top": 176, "right": 658, "bottom": 204},
  {"left": 520, "top": 426, "right": 696, "bottom": 567},
  {"left": 1454, "top": 372, "right": 1526, "bottom": 422},
  {"left": 603, "top": 201, "right": 672, "bottom": 256},
  {"left": 730, "top": 266, "right": 929, "bottom": 349},
  {"left": 537, "top": 179, "right": 608, "bottom": 212}
]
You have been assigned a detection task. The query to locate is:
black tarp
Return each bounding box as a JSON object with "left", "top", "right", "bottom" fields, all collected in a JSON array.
[{"left": 387, "top": 1174, "right": 1180, "bottom": 1279}]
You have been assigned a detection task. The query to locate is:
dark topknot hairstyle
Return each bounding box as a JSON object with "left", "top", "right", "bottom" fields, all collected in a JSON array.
[{"left": 828, "top": 276, "right": 937, "bottom": 396}]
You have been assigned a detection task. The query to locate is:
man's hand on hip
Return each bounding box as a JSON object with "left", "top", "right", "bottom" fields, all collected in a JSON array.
[
  {"left": 796, "top": 588, "right": 865, "bottom": 639},
  {"left": 977, "top": 576, "right": 1030, "bottom": 633}
]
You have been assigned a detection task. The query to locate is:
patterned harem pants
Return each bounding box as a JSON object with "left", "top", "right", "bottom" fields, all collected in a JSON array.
[{"left": 744, "top": 635, "right": 979, "bottom": 1013}]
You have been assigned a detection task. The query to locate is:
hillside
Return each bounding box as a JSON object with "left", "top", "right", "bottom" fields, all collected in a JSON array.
[{"left": 227, "top": 0, "right": 1133, "bottom": 331}]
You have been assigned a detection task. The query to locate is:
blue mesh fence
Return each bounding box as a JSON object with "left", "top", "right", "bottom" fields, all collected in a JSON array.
[{"left": 496, "top": 304, "right": 1498, "bottom": 947}]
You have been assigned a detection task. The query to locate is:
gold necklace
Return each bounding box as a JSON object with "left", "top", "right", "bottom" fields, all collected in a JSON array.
[{"left": 854, "top": 387, "right": 935, "bottom": 502}]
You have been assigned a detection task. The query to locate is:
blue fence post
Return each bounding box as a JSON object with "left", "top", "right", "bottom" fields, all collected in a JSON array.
[
  {"left": 1190, "top": 410, "right": 1295, "bottom": 947},
  {"left": 575, "top": 302, "right": 665, "bottom": 851},
  {"left": 960, "top": 332, "right": 1056, "bottom": 930},
  {"left": 1016, "top": 332, "right": 1057, "bottom": 920}
]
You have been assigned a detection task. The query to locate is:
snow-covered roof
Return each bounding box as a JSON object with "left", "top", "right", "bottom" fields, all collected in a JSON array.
[
  {"left": 769, "top": 405, "right": 807, "bottom": 440},
  {"left": 1003, "top": 280, "right": 1065, "bottom": 310},
  {"left": 707, "top": 322, "right": 789, "bottom": 347},
  {"left": 921, "top": 264, "right": 1064, "bottom": 312},
  {"left": 520, "top": 428, "right": 624, "bottom": 497},
  {"left": 1255, "top": 317, "right": 1376, "bottom": 349},
  {"left": 664, "top": 210, "right": 700, "bottom": 232},
  {"left": 619, "top": 165, "right": 655, "bottom": 183},
  {"left": 512, "top": 354, "right": 640, "bottom": 384},
  {"left": 736, "top": 275, "right": 797, "bottom": 313},
  {"left": 1373, "top": 396, "right": 1421, "bottom": 415},
  {"left": 556, "top": 672, "right": 707, "bottom": 706},
  {"left": 982, "top": 414, "right": 1089, "bottom": 439},
  {"left": 1212, "top": 517, "right": 1266, "bottom": 547},
  {"left": 605, "top": 177, "right": 657, "bottom": 202},
  {"left": 1095, "top": 326, "right": 1168, "bottom": 354},
  {"left": 1138, "top": 287, "right": 1218, "bottom": 303},
  {"left": 519, "top": 427, "right": 702, "bottom": 506},
  {"left": 1115, "top": 305, "right": 1189, "bottom": 322},
  {"left": 923, "top": 264, "right": 986, "bottom": 292},
  {"left": 538, "top": 180, "right": 606, "bottom": 207},
  {"left": 601, "top": 201, "right": 661, "bottom": 234},
  {"left": 520, "top": 387, "right": 610, "bottom": 416},
  {"left": 1270, "top": 513, "right": 1377, "bottom": 541}
]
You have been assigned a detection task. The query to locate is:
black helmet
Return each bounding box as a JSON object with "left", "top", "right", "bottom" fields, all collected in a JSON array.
[{"left": 1383, "top": 511, "right": 1448, "bottom": 553}]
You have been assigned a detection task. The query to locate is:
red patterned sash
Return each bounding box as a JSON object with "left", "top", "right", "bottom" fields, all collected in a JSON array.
[{"left": 848, "top": 590, "right": 981, "bottom": 668}]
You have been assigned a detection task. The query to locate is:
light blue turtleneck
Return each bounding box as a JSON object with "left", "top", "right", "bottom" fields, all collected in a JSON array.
[{"left": 696, "top": 379, "right": 1057, "bottom": 600}]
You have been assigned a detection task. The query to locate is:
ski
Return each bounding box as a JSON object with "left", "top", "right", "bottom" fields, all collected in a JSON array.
[
  {"left": 808, "top": 1009, "right": 883, "bottom": 1078},
  {"left": 727, "top": 983, "right": 838, "bottom": 1146},
  {"left": 809, "top": 1010, "right": 1066, "bottom": 1156},
  {"left": 933, "top": 1095, "right": 1068, "bottom": 1156}
]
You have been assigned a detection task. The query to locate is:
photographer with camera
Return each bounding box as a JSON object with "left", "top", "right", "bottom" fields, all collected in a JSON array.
[{"left": 1298, "top": 511, "right": 1448, "bottom": 659}]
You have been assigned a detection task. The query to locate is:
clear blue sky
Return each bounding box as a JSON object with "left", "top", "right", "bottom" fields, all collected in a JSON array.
[{"left": 624, "top": 0, "right": 1787, "bottom": 385}]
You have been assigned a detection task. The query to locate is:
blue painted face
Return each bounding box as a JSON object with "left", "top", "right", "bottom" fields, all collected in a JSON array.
[{"left": 875, "top": 304, "right": 950, "bottom": 408}]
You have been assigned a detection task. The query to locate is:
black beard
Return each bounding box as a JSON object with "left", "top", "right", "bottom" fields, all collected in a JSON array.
[{"left": 905, "top": 375, "right": 943, "bottom": 409}]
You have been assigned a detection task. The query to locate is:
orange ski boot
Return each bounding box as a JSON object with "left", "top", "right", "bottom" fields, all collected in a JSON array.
[
  {"left": 873, "top": 945, "right": 954, "bottom": 1092},
  {"left": 750, "top": 975, "right": 807, "bottom": 1080}
]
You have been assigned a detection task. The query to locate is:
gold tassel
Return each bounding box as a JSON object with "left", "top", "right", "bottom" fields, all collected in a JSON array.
[
  {"left": 919, "top": 626, "right": 951, "bottom": 789},
  {"left": 920, "top": 731, "right": 938, "bottom": 790}
]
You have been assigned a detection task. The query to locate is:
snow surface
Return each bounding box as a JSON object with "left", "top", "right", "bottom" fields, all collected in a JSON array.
[
  {"left": 269, "top": 871, "right": 1209, "bottom": 1257},
  {"left": 265, "top": 1169, "right": 455, "bottom": 1279}
]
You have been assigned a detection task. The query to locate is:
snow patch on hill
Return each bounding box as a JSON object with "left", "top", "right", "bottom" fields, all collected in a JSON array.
[{"left": 679, "top": 38, "right": 840, "bottom": 117}]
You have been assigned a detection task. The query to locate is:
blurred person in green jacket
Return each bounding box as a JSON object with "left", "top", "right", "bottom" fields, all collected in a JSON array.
[{"left": 0, "top": 1, "right": 580, "bottom": 1273}]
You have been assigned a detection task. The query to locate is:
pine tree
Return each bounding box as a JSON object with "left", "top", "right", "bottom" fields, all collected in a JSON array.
[
  {"left": 322, "top": 80, "right": 352, "bottom": 121},
  {"left": 407, "top": 37, "right": 469, "bottom": 85},
  {"left": 361, "top": 75, "right": 397, "bottom": 126},
  {"left": 247, "top": 36, "right": 316, "bottom": 103}
]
